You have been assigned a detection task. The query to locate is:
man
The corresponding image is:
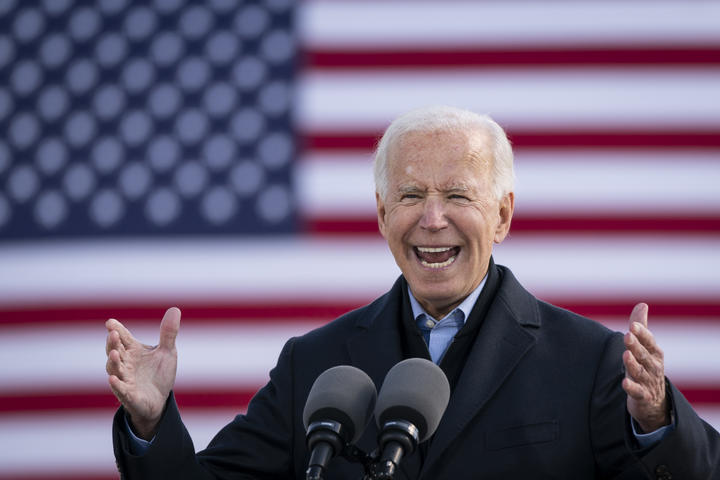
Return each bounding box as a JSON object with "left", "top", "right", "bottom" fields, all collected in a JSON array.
[{"left": 107, "top": 106, "right": 719, "bottom": 478}]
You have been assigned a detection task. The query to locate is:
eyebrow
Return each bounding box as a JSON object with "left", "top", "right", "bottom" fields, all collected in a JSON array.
[
  {"left": 396, "top": 184, "right": 472, "bottom": 194},
  {"left": 445, "top": 184, "right": 470, "bottom": 192}
]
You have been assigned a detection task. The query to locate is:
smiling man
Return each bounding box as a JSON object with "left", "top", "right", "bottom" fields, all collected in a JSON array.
[
  {"left": 375, "top": 116, "right": 514, "bottom": 322},
  {"left": 108, "top": 106, "right": 719, "bottom": 479}
]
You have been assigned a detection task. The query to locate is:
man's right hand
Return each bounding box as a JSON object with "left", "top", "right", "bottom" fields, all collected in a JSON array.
[{"left": 105, "top": 307, "right": 181, "bottom": 440}]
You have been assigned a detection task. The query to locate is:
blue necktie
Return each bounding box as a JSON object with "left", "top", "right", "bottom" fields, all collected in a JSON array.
[
  {"left": 417, "top": 314, "right": 435, "bottom": 347},
  {"left": 417, "top": 311, "right": 465, "bottom": 363}
]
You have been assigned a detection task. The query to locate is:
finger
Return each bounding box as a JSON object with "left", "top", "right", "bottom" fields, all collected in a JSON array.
[
  {"left": 629, "top": 302, "right": 648, "bottom": 329},
  {"left": 624, "top": 330, "right": 649, "bottom": 363},
  {"left": 108, "top": 374, "right": 130, "bottom": 403},
  {"left": 106, "top": 318, "right": 136, "bottom": 349},
  {"left": 630, "top": 321, "right": 664, "bottom": 358},
  {"left": 158, "top": 307, "right": 181, "bottom": 351},
  {"left": 622, "top": 376, "right": 647, "bottom": 401},
  {"left": 106, "top": 330, "right": 126, "bottom": 356},
  {"left": 105, "top": 330, "right": 114, "bottom": 355},
  {"left": 106, "top": 349, "right": 127, "bottom": 379},
  {"left": 625, "top": 330, "right": 664, "bottom": 378},
  {"left": 623, "top": 349, "right": 649, "bottom": 384}
]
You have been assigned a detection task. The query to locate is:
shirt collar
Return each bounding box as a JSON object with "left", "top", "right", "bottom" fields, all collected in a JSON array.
[{"left": 407, "top": 273, "right": 488, "bottom": 325}]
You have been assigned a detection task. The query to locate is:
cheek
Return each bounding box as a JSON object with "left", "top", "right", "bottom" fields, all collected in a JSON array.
[
  {"left": 387, "top": 205, "right": 418, "bottom": 226},
  {"left": 455, "top": 208, "right": 497, "bottom": 239},
  {"left": 388, "top": 216, "right": 422, "bottom": 249}
]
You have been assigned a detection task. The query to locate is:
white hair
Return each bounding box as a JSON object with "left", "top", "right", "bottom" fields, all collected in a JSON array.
[{"left": 373, "top": 105, "right": 515, "bottom": 201}]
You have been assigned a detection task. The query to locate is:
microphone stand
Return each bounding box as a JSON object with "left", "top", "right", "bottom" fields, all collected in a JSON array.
[
  {"left": 341, "top": 445, "right": 402, "bottom": 480},
  {"left": 340, "top": 420, "right": 420, "bottom": 480},
  {"left": 304, "top": 425, "right": 382, "bottom": 480}
]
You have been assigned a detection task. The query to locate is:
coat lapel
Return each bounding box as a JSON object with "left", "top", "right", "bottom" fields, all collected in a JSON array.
[
  {"left": 345, "top": 278, "right": 407, "bottom": 453},
  {"left": 345, "top": 277, "right": 406, "bottom": 387},
  {"left": 346, "top": 313, "right": 405, "bottom": 389},
  {"left": 421, "top": 268, "right": 540, "bottom": 475}
]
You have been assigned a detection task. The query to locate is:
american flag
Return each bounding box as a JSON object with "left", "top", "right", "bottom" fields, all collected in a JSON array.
[{"left": 1, "top": 1, "right": 719, "bottom": 479}]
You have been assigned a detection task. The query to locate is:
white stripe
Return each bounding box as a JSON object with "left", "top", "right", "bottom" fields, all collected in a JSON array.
[
  {"left": 0, "top": 412, "right": 116, "bottom": 476},
  {"left": 298, "top": 68, "right": 720, "bottom": 130},
  {"left": 1, "top": 237, "right": 719, "bottom": 304},
  {"left": 1, "top": 319, "right": 717, "bottom": 389},
  {"left": 297, "top": 153, "right": 376, "bottom": 216},
  {"left": 298, "top": 150, "right": 720, "bottom": 216},
  {"left": 301, "top": 1, "right": 720, "bottom": 47},
  {"left": 514, "top": 150, "right": 720, "bottom": 214}
]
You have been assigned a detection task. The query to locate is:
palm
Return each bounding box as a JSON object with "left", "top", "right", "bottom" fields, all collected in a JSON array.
[
  {"left": 123, "top": 337, "right": 177, "bottom": 421},
  {"left": 106, "top": 307, "right": 180, "bottom": 438}
]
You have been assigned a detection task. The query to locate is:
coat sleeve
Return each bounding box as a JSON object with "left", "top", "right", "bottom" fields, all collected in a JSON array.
[
  {"left": 112, "top": 337, "right": 302, "bottom": 479},
  {"left": 589, "top": 332, "right": 720, "bottom": 479},
  {"left": 635, "top": 381, "right": 720, "bottom": 479}
]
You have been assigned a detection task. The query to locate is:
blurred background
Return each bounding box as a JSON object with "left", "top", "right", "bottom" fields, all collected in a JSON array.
[{"left": 1, "top": 0, "right": 719, "bottom": 478}]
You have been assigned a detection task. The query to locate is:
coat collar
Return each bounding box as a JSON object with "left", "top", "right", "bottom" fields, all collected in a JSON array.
[{"left": 347, "top": 275, "right": 407, "bottom": 388}]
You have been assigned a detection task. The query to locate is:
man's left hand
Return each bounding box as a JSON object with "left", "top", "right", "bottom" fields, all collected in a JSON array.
[{"left": 622, "top": 303, "right": 671, "bottom": 433}]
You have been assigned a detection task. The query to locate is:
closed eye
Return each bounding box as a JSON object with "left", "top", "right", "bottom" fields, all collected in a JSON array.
[
  {"left": 401, "top": 193, "right": 421, "bottom": 200},
  {"left": 449, "top": 194, "right": 470, "bottom": 201}
]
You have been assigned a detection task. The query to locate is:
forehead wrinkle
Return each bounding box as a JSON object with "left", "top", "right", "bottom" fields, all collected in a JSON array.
[{"left": 398, "top": 184, "right": 425, "bottom": 194}]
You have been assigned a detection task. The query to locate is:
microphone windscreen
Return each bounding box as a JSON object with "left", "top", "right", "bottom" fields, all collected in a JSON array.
[
  {"left": 375, "top": 358, "right": 450, "bottom": 443},
  {"left": 302, "top": 365, "right": 377, "bottom": 444}
]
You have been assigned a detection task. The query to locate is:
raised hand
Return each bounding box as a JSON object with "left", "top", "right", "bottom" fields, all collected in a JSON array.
[
  {"left": 622, "top": 303, "right": 670, "bottom": 433},
  {"left": 105, "top": 307, "right": 181, "bottom": 439}
]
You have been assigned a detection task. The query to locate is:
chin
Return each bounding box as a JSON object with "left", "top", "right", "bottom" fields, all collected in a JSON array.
[{"left": 412, "top": 282, "right": 462, "bottom": 302}]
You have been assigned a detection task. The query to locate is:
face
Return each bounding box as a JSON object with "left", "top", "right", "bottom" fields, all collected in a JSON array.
[{"left": 376, "top": 129, "right": 514, "bottom": 320}]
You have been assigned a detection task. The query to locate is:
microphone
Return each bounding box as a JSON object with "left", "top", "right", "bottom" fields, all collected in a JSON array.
[
  {"left": 373, "top": 358, "right": 450, "bottom": 479},
  {"left": 302, "top": 365, "right": 377, "bottom": 480}
]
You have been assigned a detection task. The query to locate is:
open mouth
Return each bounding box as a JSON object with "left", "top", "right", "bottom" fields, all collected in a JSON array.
[{"left": 414, "top": 246, "right": 460, "bottom": 269}]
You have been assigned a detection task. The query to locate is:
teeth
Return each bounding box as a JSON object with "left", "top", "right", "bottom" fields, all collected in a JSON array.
[
  {"left": 417, "top": 246, "right": 452, "bottom": 253},
  {"left": 420, "top": 256, "right": 456, "bottom": 269}
]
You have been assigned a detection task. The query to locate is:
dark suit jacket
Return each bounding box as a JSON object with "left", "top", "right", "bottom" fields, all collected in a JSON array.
[{"left": 113, "top": 265, "right": 720, "bottom": 479}]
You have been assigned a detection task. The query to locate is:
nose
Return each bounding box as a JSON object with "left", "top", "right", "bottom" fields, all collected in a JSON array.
[{"left": 419, "top": 196, "right": 448, "bottom": 231}]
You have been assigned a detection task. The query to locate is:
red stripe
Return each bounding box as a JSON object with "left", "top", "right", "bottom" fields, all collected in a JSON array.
[
  {"left": 680, "top": 387, "right": 720, "bottom": 405},
  {"left": 302, "top": 130, "right": 720, "bottom": 151},
  {"left": 0, "top": 302, "right": 362, "bottom": 325},
  {"left": 305, "top": 46, "right": 720, "bottom": 69},
  {"left": 1, "top": 385, "right": 718, "bottom": 414},
  {"left": 0, "top": 388, "right": 257, "bottom": 413},
  {"left": 549, "top": 301, "right": 720, "bottom": 319},
  {"left": 304, "top": 215, "right": 720, "bottom": 235},
  {"left": 303, "top": 216, "right": 382, "bottom": 236},
  {"left": 1, "top": 300, "right": 719, "bottom": 326},
  {"left": 511, "top": 216, "right": 720, "bottom": 234}
]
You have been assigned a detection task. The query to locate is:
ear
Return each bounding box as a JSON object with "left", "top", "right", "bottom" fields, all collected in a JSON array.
[
  {"left": 376, "top": 192, "right": 388, "bottom": 239},
  {"left": 493, "top": 192, "right": 514, "bottom": 244}
]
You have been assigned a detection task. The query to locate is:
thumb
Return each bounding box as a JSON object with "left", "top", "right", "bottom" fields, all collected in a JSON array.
[
  {"left": 629, "top": 302, "right": 648, "bottom": 330},
  {"left": 158, "top": 307, "right": 181, "bottom": 350}
]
